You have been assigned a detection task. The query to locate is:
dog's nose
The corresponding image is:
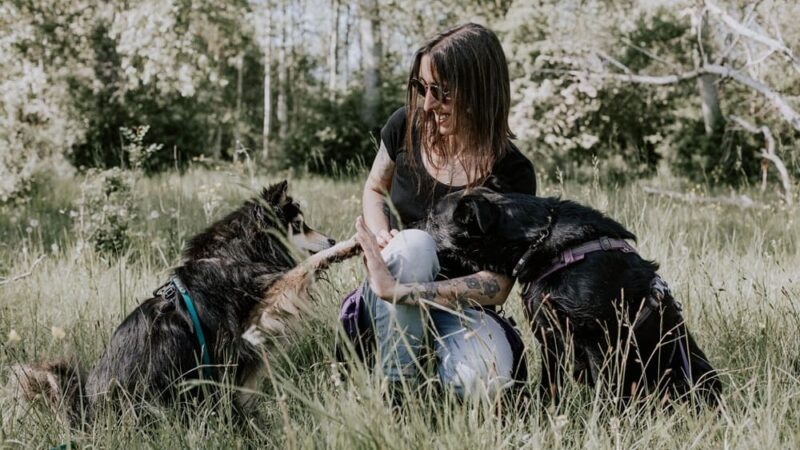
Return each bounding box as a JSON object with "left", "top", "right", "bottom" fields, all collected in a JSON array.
[{"left": 328, "top": 238, "right": 336, "bottom": 246}]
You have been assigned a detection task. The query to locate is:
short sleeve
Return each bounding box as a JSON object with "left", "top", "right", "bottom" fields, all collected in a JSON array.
[
  {"left": 380, "top": 107, "right": 407, "bottom": 162},
  {"left": 490, "top": 143, "right": 537, "bottom": 195}
]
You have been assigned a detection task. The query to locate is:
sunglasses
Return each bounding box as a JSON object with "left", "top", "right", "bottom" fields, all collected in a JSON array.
[{"left": 409, "top": 78, "right": 451, "bottom": 103}]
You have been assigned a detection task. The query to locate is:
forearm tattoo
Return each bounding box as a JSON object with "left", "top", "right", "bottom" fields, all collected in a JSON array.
[{"left": 402, "top": 275, "right": 504, "bottom": 308}]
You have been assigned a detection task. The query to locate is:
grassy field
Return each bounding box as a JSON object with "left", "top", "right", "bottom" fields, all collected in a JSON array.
[{"left": 1, "top": 166, "right": 798, "bottom": 448}]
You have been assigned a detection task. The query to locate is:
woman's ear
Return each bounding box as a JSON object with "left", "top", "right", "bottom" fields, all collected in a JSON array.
[{"left": 453, "top": 193, "right": 498, "bottom": 235}]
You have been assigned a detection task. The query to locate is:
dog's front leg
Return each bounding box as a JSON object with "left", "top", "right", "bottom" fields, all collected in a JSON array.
[{"left": 243, "top": 237, "right": 362, "bottom": 347}]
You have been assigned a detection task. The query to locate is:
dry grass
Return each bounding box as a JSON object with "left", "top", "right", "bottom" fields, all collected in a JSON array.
[{"left": 1, "top": 167, "right": 798, "bottom": 448}]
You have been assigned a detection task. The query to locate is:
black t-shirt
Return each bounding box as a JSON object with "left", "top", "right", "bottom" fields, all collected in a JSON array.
[{"left": 380, "top": 106, "right": 537, "bottom": 279}]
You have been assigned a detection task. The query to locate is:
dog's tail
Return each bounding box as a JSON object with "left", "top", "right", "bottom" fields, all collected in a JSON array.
[{"left": 6, "top": 360, "right": 87, "bottom": 427}]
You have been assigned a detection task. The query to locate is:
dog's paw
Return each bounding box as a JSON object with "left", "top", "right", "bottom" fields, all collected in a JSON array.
[{"left": 242, "top": 325, "right": 267, "bottom": 347}]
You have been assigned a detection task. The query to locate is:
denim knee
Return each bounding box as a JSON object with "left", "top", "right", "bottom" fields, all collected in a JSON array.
[
  {"left": 431, "top": 308, "right": 516, "bottom": 399},
  {"left": 365, "top": 229, "right": 440, "bottom": 382},
  {"left": 381, "top": 229, "right": 440, "bottom": 283}
]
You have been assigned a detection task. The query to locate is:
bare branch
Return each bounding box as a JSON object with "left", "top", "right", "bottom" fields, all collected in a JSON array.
[
  {"left": 703, "top": 64, "right": 800, "bottom": 132},
  {"left": 0, "top": 255, "right": 46, "bottom": 286},
  {"left": 533, "top": 67, "right": 703, "bottom": 86},
  {"left": 620, "top": 38, "right": 679, "bottom": 70},
  {"left": 705, "top": 1, "right": 799, "bottom": 71},
  {"left": 730, "top": 115, "right": 794, "bottom": 206},
  {"left": 595, "top": 50, "right": 632, "bottom": 74},
  {"left": 535, "top": 64, "right": 800, "bottom": 133}
]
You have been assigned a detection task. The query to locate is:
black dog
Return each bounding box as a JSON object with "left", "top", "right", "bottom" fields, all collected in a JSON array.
[
  {"left": 10, "top": 181, "right": 360, "bottom": 426},
  {"left": 426, "top": 187, "right": 721, "bottom": 406}
]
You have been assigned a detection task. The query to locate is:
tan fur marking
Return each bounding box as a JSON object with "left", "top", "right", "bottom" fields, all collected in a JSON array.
[{"left": 244, "top": 238, "right": 360, "bottom": 344}]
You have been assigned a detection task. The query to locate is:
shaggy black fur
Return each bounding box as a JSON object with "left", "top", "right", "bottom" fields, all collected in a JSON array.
[
  {"left": 426, "top": 187, "right": 721, "bottom": 406},
  {"left": 10, "top": 181, "right": 346, "bottom": 427}
]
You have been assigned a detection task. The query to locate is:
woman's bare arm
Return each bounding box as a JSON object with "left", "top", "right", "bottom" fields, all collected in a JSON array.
[
  {"left": 355, "top": 216, "right": 514, "bottom": 308},
  {"left": 362, "top": 142, "right": 397, "bottom": 247}
]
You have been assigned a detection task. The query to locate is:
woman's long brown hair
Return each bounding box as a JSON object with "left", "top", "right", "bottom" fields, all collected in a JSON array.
[{"left": 405, "top": 23, "right": 515, "bottom": 191}]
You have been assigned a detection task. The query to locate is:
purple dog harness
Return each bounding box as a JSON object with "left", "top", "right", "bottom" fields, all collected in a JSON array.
[
  {"left": 519, "top": 237, "right": 695, "bottom": 384},
  {"left": 530, "top": 236, "right": 636, "bottom": 285}
]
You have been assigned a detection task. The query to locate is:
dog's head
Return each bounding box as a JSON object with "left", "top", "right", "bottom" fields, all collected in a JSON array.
[
  {"left": 426, "top": 187, "right": 638, "bottom": 279},
  {"left": 259, "top": 180, "right": 335, "bottom": 254},
  {"left": 425, "top": 187, "right": 553, "bottom": 274}
]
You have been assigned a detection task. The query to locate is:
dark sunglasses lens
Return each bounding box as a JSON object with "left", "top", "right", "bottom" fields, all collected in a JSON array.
[
  {"left": 410, "top": 79, "right": 426, "bottom": 98},
  {"left": 410, "top": 79, "right": 448, "bottom": 102}
]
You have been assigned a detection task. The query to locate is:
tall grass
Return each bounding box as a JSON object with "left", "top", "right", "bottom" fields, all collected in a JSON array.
[{"left": 1, "top": 168, "right": 798, "bottom": 448}]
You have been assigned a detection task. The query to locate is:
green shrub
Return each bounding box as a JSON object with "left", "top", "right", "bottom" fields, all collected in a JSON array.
[
  {"left": 74, "top": 168, "right": 136, "bottom": 257},
  {"left": 277, "top": 89, "right": 402, "bottom": 177}
]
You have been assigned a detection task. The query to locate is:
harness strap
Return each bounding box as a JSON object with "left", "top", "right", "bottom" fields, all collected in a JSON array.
[
  {"left": 171, "top": 277, "right": 213, "bottom": 379},
  {"left": 532, "top": 237, "right": 636, "bottom": 284}
]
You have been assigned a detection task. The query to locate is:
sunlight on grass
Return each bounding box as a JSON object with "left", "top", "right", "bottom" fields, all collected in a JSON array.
[{"left": 1, "top": 169, "right": 798, "bottom": 448}]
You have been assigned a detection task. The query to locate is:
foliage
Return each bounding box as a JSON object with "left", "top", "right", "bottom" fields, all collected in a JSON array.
[
  {"left": 1, "top": 0, "right": 799, "bottom": 198},
  {"left": 500, "top": 1, "right": 799, "bottom": 185},
  {"left": 277, "top": 82, "right": 405, "bottom": 177},
  {"left": 74, "top": 168, "right": 136, "bottom": 257},
  {"left": 0, "top": 1, "right": 90, "bottom": 201}
]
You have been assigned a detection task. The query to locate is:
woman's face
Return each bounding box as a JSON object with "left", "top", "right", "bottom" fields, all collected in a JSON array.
[{"left": 418, "top": 54, "right": 454, "bottom": 136}]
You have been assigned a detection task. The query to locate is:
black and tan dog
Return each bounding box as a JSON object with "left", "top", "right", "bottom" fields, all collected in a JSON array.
[
  {"left": 426, "top": 187, "right": 721, "bottom": 406},
  {"left": 9, "top": 181, "right": 360, "bottom": 426}
]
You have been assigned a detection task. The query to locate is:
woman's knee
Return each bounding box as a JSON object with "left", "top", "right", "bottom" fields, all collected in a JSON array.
[
  {"left": 434, "top": 310, "right": 517, "bottom": 398},
  {"left": 381, "top": 229, "right": 440, "bottom": 283}
]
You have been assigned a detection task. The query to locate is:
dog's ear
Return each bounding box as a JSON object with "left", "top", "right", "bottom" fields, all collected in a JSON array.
[
  {"left": 262, "top": 180, "right": 289, "bottom": 206},
  {"left": 453, "top": 193, "right": 498, "bottom": 235}
]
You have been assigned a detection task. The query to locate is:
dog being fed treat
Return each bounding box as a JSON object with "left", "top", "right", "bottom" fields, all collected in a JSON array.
[
  {"left": 9, "top": 180, "right": 360, "bottom": 427},
  {"left": 426, "top": 187, "right": 721, "bottom": 406}
]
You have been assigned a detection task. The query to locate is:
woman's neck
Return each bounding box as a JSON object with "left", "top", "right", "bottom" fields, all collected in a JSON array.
[{"left": 422, "top": 138, "right": 470, "bottom": 186}]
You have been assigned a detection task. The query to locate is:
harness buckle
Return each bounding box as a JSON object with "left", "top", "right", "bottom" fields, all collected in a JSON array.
[
  {"left": 562, "top": 248, "right": 576, "bottom": 264},
  {"left": 154, "top": 282, "right": 178, "bottom": 303},
  {"left": 599, "top": 237, "right": 612, "bottom": 251}
]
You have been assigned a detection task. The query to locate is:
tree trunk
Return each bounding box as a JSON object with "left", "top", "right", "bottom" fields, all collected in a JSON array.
[
  {"left": 262, "top": 0, "right": 272, "bottom": 163},
  {"left": 277, "top": 1, "right": 288, "bottom": 140},
  {"left": 697, "top": 74, "right": 724, "bottom": 134},
  {"left": 342, "top": 3, "right": 353, "bottom": 90},
  {"left": 359, "top": 0, "right": 381, "bottom": 123},
  {"left": 695, "top": 1, "right": 724, "bottom": 135},
  {"left": 234, "top": 52, "right": 244, "bottom": 151},
  {"left": 328, "top": 0, "right": 340, "bottom": 96}
]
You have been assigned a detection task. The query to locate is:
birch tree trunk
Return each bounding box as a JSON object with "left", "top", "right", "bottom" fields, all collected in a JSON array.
[
  {"left": 328, "top": 0, "right": 340, "bottom": 96},
  {"left": 695, "top": 1, "right": 724, "bottom": 135},
  {"left": 359, "top": 0, "right": 381, "bottom": 123},
  {"left": 276, "top": 1, "right": 288, "bottom": 140},
  {"left": 234, "top": 52, "right": 244, "bottom": 151},
  {"left": 342, "top": 3, "right": 353, "bottom": 90},
  {"left": 262, "top": 0, "right": 272, "bottom": 162}
]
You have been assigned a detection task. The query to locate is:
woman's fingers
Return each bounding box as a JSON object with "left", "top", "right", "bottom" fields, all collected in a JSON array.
[
  {"left": 376, "top": 229, "right": 394, "bottom": 249},
  {"left": 355, "top": 216, "right": 397, "bottom": 300}
]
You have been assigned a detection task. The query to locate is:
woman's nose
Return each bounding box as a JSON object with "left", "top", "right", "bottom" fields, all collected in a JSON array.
[{"left": 422, "top": 89, "right": 440, "bottom": 112}]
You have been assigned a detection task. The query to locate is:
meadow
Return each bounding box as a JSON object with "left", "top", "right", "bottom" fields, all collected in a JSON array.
[{"left": 1, "top": 165, "right": 798, "bottom": 449}]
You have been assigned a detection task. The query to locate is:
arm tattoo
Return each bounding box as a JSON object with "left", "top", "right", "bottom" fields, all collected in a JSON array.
[
  {"left": 415, "top": 282, "right": 440, "bottom": 301},
  {"left": 465, "top": 277, "right": 481, "bottom": 290},
  {"left": 481, "top": 279, "right": 501, "bottom": 298}
]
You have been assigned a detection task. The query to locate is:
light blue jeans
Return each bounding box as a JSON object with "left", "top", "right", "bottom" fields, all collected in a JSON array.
[{"left": 363, "top": 229, "right": 517, "bottom": 398}]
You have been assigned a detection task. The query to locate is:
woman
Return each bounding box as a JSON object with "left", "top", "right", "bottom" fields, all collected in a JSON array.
[{"left": 353, "top": 23, "right": 536, "bottom": 399}]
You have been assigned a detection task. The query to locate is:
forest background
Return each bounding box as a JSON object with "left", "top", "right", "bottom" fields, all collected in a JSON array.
[
  {"left": 2, "top": 0, "right": 799, "bottom": 200},
  {"left": 1, "top": 0, "right": 799, "bottom": 448}
]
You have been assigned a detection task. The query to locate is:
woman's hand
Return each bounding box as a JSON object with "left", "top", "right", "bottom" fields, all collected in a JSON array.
[
  {"left": 355, "top": 216, "right": 401, "bottom": 301},
  {"left": 375, "top": 228, "right": 399, "bottom": 249}
]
